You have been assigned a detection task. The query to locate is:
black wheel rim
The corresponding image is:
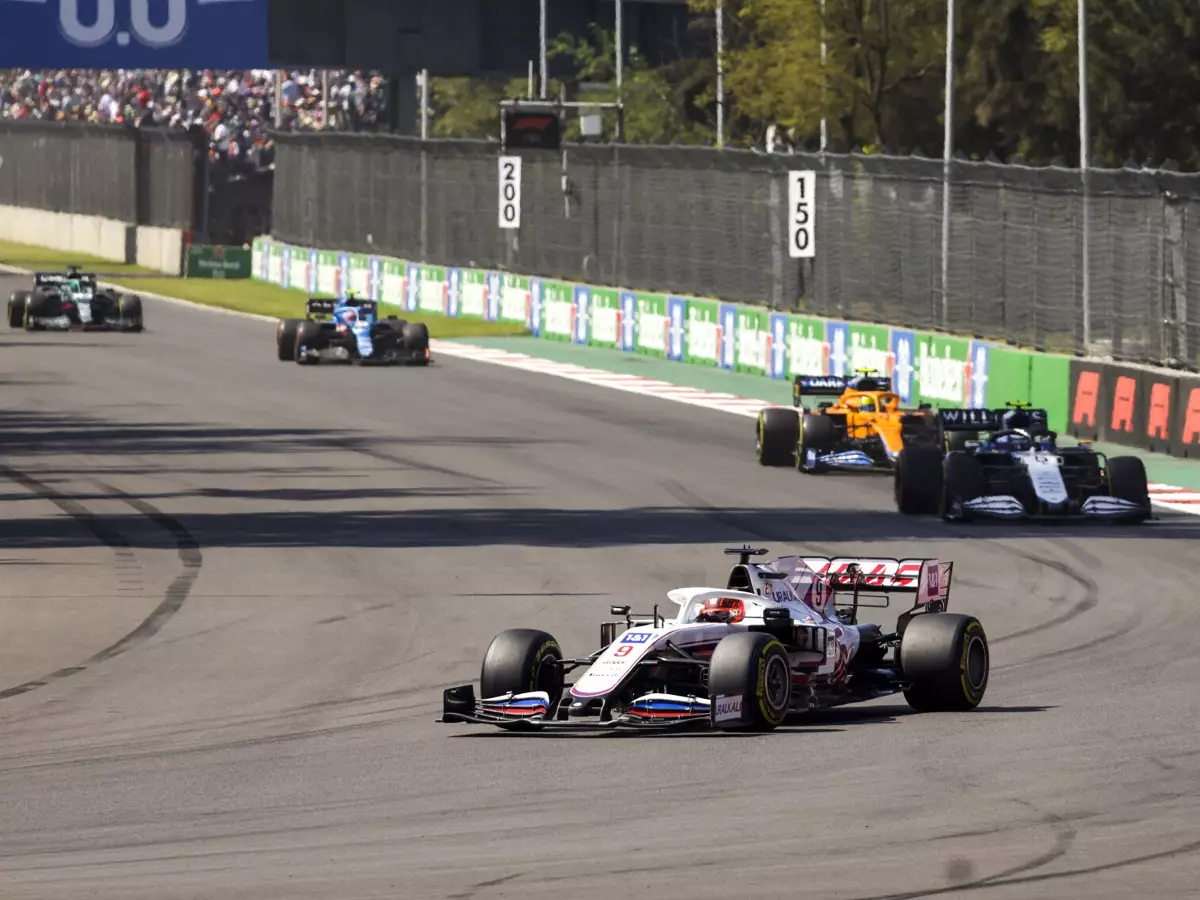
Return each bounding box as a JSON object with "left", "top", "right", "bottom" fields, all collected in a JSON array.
[
  {"left": 764, "top": 655, "right": 790, "bottom": 710},
  {"left": 965, "top": 635, "right": 988, "bottom": 690}
]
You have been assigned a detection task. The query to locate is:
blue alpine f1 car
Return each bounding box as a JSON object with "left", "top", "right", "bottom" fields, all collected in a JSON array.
[{"left": 276, "top": 294, "right": 430, "bottom": 366}]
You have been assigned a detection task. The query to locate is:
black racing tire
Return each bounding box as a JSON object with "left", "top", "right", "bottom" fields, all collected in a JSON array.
[
  {"left": 479, "top": 628, "right": 564, "bottom": 710},
  {"left": 946, "top": 430, "right": 978, "bottom": 452},
  {"left": 939, "top": 453, "right": 985, "bottom": 520},
  {"left": 385, "top": 314, "right": 408, "bottom": 330},
  {"left": 1107, "top": 456, "right": 1150, "bottom": 523},
  {"left": 894, "top": 446, "right": 943, "bottom": 515},
  {"left": 708, "top": 631, "right": 792, "bottom": 731},
  {"left": 901, "top": 613, "right": 989, "bottom": 711},
  {"left": 8, "top": 291, "right": 29, "bottom": 328},
  {"left": 294, "top": 320, "right": 324, "bottom": 364},
  {"left": 23, "top": 291, "right": 51, "bottom": 330},
  {"left": 757, "top": 407, "right": 799, "bottom": 467},
  {"left": 277, "top": 318, "right": 302, "bottom": 361},
  {"left": 117, "top": 294, "right": 143, "bottom": 332}
]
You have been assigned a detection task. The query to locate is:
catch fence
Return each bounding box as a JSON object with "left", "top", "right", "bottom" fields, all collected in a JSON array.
[{"left": 270, "top": 131, "right": 1200, "bottom": 370}]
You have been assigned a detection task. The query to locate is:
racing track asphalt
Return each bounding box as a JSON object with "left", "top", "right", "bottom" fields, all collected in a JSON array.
[{"left": 1, "top": 273, "right": 1199, "bottom": 900}]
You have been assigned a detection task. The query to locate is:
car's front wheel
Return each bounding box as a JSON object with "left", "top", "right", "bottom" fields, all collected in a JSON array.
[
  {"left": 708, "top": 631, "right": 792, "bottom": 731},
  {"left": 479, "top": 628, "right": 564, "bottom": 710}
]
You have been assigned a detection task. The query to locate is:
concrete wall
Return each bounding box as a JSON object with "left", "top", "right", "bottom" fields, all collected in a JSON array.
[
  {"left": 134, "top": 226, "right": 184, "bottom": 275},
  {"left": 0, "top": 205, "right": 184, "bottom": 275}
]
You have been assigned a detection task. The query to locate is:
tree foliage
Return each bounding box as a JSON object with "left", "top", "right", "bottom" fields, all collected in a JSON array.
[{"left": 430, "top": 1, "right": 1200, "bottom": 170}]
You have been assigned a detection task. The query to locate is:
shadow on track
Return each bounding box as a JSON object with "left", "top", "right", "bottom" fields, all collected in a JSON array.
[{"left": 0, "top": 504, "right": 1196, "bottom": 550}]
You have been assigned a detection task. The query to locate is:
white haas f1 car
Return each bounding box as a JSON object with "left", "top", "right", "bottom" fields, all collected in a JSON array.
[{"left": 439, "top": 547, "right": 989, "bottom": 732}]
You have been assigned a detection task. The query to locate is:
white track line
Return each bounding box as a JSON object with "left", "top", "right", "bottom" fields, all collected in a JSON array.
[{"left": 3, "top": 263, "right": 1196, "bottom": 515}]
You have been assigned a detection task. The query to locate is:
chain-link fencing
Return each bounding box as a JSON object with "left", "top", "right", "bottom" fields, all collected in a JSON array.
[{"left": 1, "top": 120, "right": 198, "bottom": 229}]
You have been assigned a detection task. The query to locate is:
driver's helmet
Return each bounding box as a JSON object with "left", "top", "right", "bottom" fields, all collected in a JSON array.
[
  {"left": 341, "top": 306, "right": 358, "bottom": 325},
  {"left": 857, "top": 397, "right": 876, "bottom": 413},
  {"left": 1000, "top": 409, "right": 1031, "bottom": 431}
]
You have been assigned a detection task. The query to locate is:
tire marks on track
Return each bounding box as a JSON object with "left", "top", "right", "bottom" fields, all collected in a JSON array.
[{"left": 0, "top": 467, "right": 202, "bottom": 700}]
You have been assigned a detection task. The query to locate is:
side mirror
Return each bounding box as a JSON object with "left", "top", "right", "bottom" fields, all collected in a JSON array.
[{"left": 610, "top": 605, "right": 631, "bottom": 617}]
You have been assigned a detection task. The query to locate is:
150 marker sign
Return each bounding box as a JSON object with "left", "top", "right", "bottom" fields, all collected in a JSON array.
[
  {"left": 498, "top": 156, "right": 522, "bottom": 229},
  {"left": 788, "top": 171, "right": 816, "bottom": 259}
]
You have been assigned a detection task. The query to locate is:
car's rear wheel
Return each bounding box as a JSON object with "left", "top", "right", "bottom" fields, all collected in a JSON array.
[
  {"left": 277, "top": 318, "right": 302, "bottom": 361},
  {"left": 479, "top": 628, "right": 564, "bottom": 710},
  {"left": 1107, "top": 456, "right": 1150, "bottom": 523},
  {"left": 708, "top": 632, "right": 792, "bottom": 731},
  {"left": 900, "top": 613, "right": 989, "bottom": 711},
  {"left": 757, "top": 407, "right": 799, "bottom": 466},
  {"left": 895, "top": 446, "right": 943, "bottom": 514}
]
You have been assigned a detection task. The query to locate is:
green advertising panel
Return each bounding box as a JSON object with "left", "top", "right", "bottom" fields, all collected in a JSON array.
[
  {"left": 685, "top": 298, "right": 720, "bottom": 366},
  {"left": 187, "top": 245, "right": 251, "bottom": 279},
  {"left": 735, "top": 306, "right": 768, "bottom": 375},
  {"left": 785, "top": 314, "right": 828, "bottom": 377},
  {"left": 984, "top": 345, "right": 1033, "bottom": 409},
  {"left": 540, "top": 280, "right": 574, "bottom": 341},
  {"left": 316, "top": 250, "right": 338, "bottom": 295},
  {"left": 1030, "top": 352, "right": 1072, "bottom": 432},
  {"left": 379, "top": 257, "right": 406, "bottom": 309},
  {"left": 498, "top": 274, "right": 530, "bottom": 324},
  {"left": 588, "top": 287, "right": 620, "bottom": 349},
  {"left": 914, "top": 333, "right": 971, "bottom": 407},
  {"left": 458, "top": 268, "right": 488, "bottom": 319},
  {"left": 284, "top": 245, "right": 307, "bottom": 290},
  {"left": 348, "top": 254, "right": 372, "bottom": 297},
  {"left": 635, "top": 293, "right": 668, "bottom": 357},
  {"left": 846, "top": 324, "right": 892, "bottom": 377},
  {"left": 418, "top": 265, "right": 446, "bottom": 314}
]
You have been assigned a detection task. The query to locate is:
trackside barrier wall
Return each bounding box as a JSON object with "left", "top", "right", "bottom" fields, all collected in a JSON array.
[{"left": 251, "top": 236, "right": 1200, "bottom": 460}]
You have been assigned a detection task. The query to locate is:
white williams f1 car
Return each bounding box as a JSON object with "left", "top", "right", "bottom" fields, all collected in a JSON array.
[{"left": 439, "top": 547, "right": 990, "bottom": 732}]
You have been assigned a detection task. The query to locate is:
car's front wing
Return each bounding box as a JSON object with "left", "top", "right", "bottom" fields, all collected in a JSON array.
[
  {"left": 960, "top": 494, "right": 1147, "bottom": 519},
  {"left": 439, "top": 686, "right": 711, "bottom": 731},
  {"left": 29, "top": 316, "right": 136, "bottom": 332}
]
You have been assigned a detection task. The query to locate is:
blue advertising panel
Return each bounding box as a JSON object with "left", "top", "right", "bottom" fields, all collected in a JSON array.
[
  {"left": 405, "top": 264, "right": 420, "bottom": 312},
  {"left": 337, "top": 253, "right": 350, "bottom": 300},
  {"left": 368, "top": 257, "right": 383, "bottom": 301},
  {"left": 280, "top": 245, "right": 292, "bottom": 290},
  {"left": 572, "top": 285, "right": 590, "bottom": 345},
  {"left": 667, "top": 296, "right": 686, "bottom": 362},
  {"left": 825, "top": 321, "right": 850, "bottom": 376},
  {"left": 967, "top": 340, "right": 991, "bottom": 408},
  {"left": 446, "top": 267, "right": 461, "bottom": 318},
  {"left": 485, "top": 272, "right": 501, "bottom": 321},
  {"left": 718, "top": 303, "right": 737, "bottom": 370},
  {"left": 529, "top": 278, "right": 544, "bottom": 337},
  {"left": 768, "top": 313, "right": 789, "bottom": 379},
  {"left": 619, "top": 291, "right": 637, "bottom": 351},
  {"left": 890, "top": 328, "right": 917, "bottom": 405},
  {"left": 0, "top": 0, "right": 271, "bottom": 69}
]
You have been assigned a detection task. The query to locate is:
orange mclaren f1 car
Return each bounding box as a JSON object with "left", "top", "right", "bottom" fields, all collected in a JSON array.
[{"left": 756, "top": 371, "right": 939, "bottom": 473}]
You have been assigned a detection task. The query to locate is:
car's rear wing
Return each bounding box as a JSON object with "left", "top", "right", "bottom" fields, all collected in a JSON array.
[
  {"left": 791, "top": 373, "right": 896, "bottom": 407},
  {"left": 306, "top": 296, "right": 378, "bottom": 320},
  {"left": 800, "top": 556, "right": 952, "bottom": 615},
  {"left": 35, "top": 271, "right": 96, "bottom": 289},
  {"left": 938, "top": 407, "right": 1049, "bottom": 433}
]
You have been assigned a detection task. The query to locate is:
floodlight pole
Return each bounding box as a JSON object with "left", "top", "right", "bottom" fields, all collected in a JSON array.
[
  {"left": 716, "top": 0, "right": 725, "bottom": 148},
  {"left": 1079, "top": 0, "right": 1091, "bottom": 348},
  {"left": 615, "top": 0, "right": 625, "bottom": 142},
  {"left": 938, "top": 0, "right": 956, "bottom": 331},
  {"left": 820, "top": 0, "right": 827, "bottom": 153},
  {"left": 540, "top": 0, "right": 548, "bottom": 100}
]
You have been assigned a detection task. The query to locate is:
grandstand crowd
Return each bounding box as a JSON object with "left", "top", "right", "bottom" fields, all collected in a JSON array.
[{"left": 1, "top": 68, "right": 388, "bottom": 172}]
